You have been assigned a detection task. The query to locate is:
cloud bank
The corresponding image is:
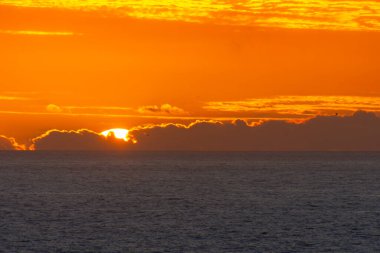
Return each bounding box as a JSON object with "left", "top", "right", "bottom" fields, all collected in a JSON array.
[
  {"left": 30, "top": 111, "right": 380, "bottom": 151},
  {"left": 31, "top": 129, "right": 128, "bottom": 150},
  {"left": 0, "top": 135, "right": 24, "bottom": 150},
  {"left": 129, "top": 111, "right": 380, "bottom": 151}
]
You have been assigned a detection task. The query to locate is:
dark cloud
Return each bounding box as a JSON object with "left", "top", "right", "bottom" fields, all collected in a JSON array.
[
  {"left": 129, "top": 111, "right": 380, "bottom": 151},
  {"left": 31, "top": 111, "right": 380, "bottom": 151},
  {"left": 31, "top": 129, "right": 128, "bottom": 150},
  {"left": 0, "top": 135, "right": 24, "bottom": 150}
]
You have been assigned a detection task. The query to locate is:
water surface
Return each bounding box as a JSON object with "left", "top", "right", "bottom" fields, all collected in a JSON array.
[{"left": 1, "top": 151, "right": 379, "bottom": 252}]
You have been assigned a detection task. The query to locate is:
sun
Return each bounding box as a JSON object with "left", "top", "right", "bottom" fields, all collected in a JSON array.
[{"left": 101, "top": 128, "right": 129, "bottom": 141}]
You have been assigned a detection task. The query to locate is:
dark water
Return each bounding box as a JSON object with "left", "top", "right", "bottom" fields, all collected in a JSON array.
[{"left": 0, "top": 151, "right": 380, "bottom": 252}]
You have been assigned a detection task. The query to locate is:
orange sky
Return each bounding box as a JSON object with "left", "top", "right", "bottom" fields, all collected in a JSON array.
[{"left": 1, "top": 1, "right": 380, "bottom": 148}]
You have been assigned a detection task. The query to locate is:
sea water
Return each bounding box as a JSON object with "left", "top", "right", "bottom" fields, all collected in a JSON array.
[{"left": 0, "top": 151, "right": 379, "bottom": 252}]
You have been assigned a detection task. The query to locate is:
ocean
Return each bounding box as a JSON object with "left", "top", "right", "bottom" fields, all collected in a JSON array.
[{"left": 0, "top": 151, "right": 379, "bottom": 252}]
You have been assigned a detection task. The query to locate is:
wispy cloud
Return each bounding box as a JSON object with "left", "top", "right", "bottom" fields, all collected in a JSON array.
[
  {"left": 138, "top": 104, "right": 185, "bottom": 115},
  {"left": 63, "top": 105, "right": 133, "bottom": 114},
  {"left": 204, "top": 96, "right": 380, "bottom": 118},
  {"left": 46, "top": 104, "right": 63, "bottom": 113},
  {"left": 0, "top": 30, "right": 77, "bottom": 36},
  {"left": 1, "top": 0, "right": 380, "bottom": 30},
  {"left": 4, "top": 97, "right": 380, "bottom": 122},
  {"left": 28, "top": 103, "right": 186, "bottom": 117},
  {"left": 0, "top": 95, "right": 30, "bottom": 101},
  {"left": 0, "top": 109, "right": 232, "bottom": 121}
]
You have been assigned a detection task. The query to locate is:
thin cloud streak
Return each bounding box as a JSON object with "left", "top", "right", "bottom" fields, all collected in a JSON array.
[
  {"left": 0, "top": 30, "right": 77, "bottom": 36},
  {"left": 44, "top": 104, "right": 183, "bottom": 115},
  {"left": 0, "top": 110, "right": 285, "bottom": 121},
  {"left": 65, "top": 105, "right": 134, "bottom": 111},
  {"left": 0, "top": 95, "right": 31, "bottom": 101},
  {"left": 3, "top": 96, "right": 380, "bottom": 122},
  {"left": 204, "top": 96, "right": 380, "bottom": 118}
]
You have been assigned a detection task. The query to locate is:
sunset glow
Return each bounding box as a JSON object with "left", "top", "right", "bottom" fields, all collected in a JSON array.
[
  {"left": 2, "top": 2, "right": 380, "bottom": 252},
  {"left": 0, "top": 0, "right": 380, "bottom": 149},
  {"left": 101, "top": 128, "right": 129, "bottom": 142}
]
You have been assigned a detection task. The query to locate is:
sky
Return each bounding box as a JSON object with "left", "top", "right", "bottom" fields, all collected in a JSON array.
[{"left": 1, "top": 0, "right": 380, "bottom": 150}]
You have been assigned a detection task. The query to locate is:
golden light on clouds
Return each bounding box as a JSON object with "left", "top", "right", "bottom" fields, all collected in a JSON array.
[
  {"left": 0, "top": 135, "right": 25, "bottom": 150},
  {"left": 138, "top": 104, "right": 185, "bottom": 115},
  {"left": 1, "top": 1, "right": 380, "bottom": 150},
  {"left": 46, "top": 104, "right": 63, "bottom": 113},
  {"left": 204, "top": 96, "right": 380, "bottom": 117},
  {"left": 1, "top": 0, "right": 380, "bottom": 30},
  {"left": 101, "top": 128, "right": 129, "bottom": 141}
]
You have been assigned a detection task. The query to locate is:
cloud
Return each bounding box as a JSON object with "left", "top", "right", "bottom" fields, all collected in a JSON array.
[
  {"left": 0, "top": 95, "right": 30, "bottom": 101},
  {"left": 30, "top": 111, "right": 380, "bottom": 151},
  {"left": 31, "top": 129, "right": 129, "bottom": 150},
  {"left": 138, "top": 104, "right": 185, "bottom": 115},
  {"left": 0, "top": 30, "right": 76, "bottom": 36},
  {"left": 46, "top": 104, "right": 63, "bottom": 113},
  {"left": 2, "top": 0, "right": 380, "bottom": 31},
  {"left": 204, "top": 96, "right": 380, "bottom": 119},
  {"left": 0, "top": 135, "right": 25, "bottom": 150},
  {"left": 65, "top": 105, "right": 133, "bottom": 112},
  {"left": 128, "top": 111, "right": 380, "bottom": 151}
]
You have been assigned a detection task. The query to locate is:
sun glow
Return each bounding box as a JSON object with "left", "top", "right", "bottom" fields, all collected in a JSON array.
[{"left": 101, "top": 128, "right": 129, "bottom": 141}]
